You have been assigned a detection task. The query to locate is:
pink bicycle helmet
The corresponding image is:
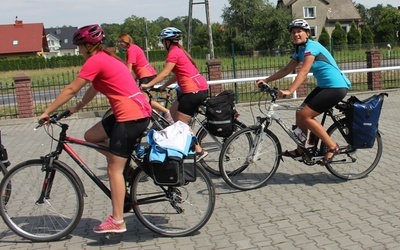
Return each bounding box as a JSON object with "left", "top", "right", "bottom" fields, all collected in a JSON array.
[{"left": 73, "top": 24, "right": 104, "bottom": 45}]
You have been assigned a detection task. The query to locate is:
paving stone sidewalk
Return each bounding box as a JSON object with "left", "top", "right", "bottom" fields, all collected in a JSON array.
[{"left": 0, "top": 90, "right": 399, "bottom": 250}]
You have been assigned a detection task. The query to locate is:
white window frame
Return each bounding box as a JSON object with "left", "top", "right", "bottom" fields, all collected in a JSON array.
[
  {"left": 303, "top": 6, "right": 316, "bottom": 19},
  {"left": 341, "top": 25, "right": 349, "bottom": 33},
  {"left": 12, "top": 40, "right": 19, "bottom": 46}
]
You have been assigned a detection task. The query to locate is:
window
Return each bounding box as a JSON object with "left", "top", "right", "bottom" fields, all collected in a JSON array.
[
  {"left": 304, "top": 6, "right": 316, "bottom": 18},
  {"left": 64, "top": 39, "right": 68, "bottom": 44},
  {"left": 310, "top": 26, "right": 317, "bottom": 38},
  {"left": 12, "top": 40, "right": 18, "bottom": 46},
  {"left": 341, "top": 25, "right": 349, "bottom": 33}
]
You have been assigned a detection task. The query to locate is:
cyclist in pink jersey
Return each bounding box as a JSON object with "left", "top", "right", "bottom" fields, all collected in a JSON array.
[
  {"left": 118, "top": 33, "right": 173, "bottom": 123},
  {"left": 141, "top": 27, "right": 209, "bottom": 161},
  {"left": 38, "top": 24, "right": 152, "bottom": 234}
]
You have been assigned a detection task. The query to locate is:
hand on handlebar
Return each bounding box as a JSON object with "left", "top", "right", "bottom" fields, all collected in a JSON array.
[
  {"left": 140, "top": 83, "right": 150, "bottom": 90},
  {"left": 255, "top": 79, "right": 267, "bottom": 88},
  {"left": 278, "top": 89, "right": 290, "bottom": 99},
  {"left": 37, "top": 113, "right": 50, "bottom": 126}
]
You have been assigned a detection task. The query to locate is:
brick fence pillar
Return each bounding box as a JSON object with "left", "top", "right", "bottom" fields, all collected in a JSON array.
[
  {"left": 366, "top": 49, "right": 382, "bottom": 90},
  {"left": 13, "top": 73, "right": 34, "bottom": 118},
  {"left": 295, "top": 62, "right": 308, "bottom": 98},
  {"left": 206, "top": 59, "right": 222, "bottom": 96}
]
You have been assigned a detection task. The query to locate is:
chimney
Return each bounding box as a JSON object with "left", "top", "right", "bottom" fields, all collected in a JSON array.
[{"left": 14, "top": 20, "right": 23, "bottom": 26}]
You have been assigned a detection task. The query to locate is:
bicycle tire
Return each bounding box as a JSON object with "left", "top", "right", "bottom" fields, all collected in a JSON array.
[
  {"left": 0, "top": 162, "right": 11, "bottom": 205},
  {"left": 130, "top": 164, "right": 215, "bottom": 236},
  {"left": 196, "top": 119, "right": 248, "bottom": 176},
  {"left": 0, "top": 159, "right": 84, "bottom": 242},
  {"left": 219, "top": 127, "right": 281, "bottom": 191},
  {"left": 323, "top": 118, "right": 383, "bottom": 180}
]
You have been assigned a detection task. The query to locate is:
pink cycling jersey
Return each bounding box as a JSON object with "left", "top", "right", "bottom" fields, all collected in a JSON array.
[
  {"left": 126, "top": 44, "right": 157, "bottom": 79},
  {"left": 78, "top": 51, "right": 152, "bottom": 122},
  {"left": 166, "top": 45, "right": 208, "bottom": 93}
]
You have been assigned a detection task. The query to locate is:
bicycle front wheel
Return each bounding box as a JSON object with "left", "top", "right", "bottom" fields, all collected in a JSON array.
[
  {"left": 130, "top": 164, "right": 215, "bottom": 236},
  {"left": 324, "top": 119, "right": 383, "bottom": 180},
  {"left": 0, "top": 159, "right": 84, "bottom": 242},
  {"left": 219, "top": 127, "right": 281, "bottom": 191},
  {"left": 196, "top": 119, "right": 248, "bottom": 176}
]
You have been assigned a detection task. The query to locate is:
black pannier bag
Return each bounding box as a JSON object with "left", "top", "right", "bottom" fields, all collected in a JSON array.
[
  {"left": 148, "top": 155, "right": 185, "bottom": 186},
  {"left": 205, "top": 90, "right": 235, "bottom": 137},
  {"left": 141, "top": 138, "right": 197, "bottom": 186},
  {"left": 345, "top": 93, "right": 388, "bottom": 148},
  {"left": 183, "top": 152, "right": 197, "bottom": 183}
]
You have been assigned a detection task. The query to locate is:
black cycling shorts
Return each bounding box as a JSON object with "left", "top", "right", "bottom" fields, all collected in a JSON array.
[
  {"left": 102, "top": 114, "right": 150, "bottom": 158},
  {"left": 177, "top": 90, "right": 208, "bottom": 116},
  {"left": 304, "top": 87, "right": 348, "bottom": 114},
  {"left": 138, "top": 75, "right": 156, "bottom": 87}
]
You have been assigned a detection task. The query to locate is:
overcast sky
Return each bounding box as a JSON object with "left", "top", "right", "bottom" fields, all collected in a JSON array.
[{"left": 0, "top": 0, "right": 399, "bottom": 28}]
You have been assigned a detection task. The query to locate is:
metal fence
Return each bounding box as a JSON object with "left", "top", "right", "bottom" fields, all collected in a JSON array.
[{"left": 0, "top": 48, "right": 399, "bottom": 119}]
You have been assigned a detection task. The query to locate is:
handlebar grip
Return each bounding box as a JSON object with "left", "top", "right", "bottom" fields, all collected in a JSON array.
[{"left": 55, "top": 110, "right": 71, "bottom": 120}]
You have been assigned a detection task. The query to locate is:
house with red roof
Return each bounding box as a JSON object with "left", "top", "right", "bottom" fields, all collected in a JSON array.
[{"left": 0, "top": 19, "right": 49, "bottom": 59}]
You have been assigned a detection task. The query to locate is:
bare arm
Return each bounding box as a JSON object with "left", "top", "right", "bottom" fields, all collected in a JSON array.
[
  {"left": 285, "top": 55, "right": 314, "bottom": 95},
  {"left": 39, "top": 76, "right": 88, "bottom": 120},
  {"left": 71, "top": 85, "right": 98, "bottom": 113},
  {"left": 141, "top": 62, "right": 175, "bottom": 89}
]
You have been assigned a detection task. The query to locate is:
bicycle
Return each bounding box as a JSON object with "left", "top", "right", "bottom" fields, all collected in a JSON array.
[
  {"left": 218, "top": 84, "right": 383, "bottom": 191},
  {"left": 102, "top": 87, "right": 248, "bottom": 176},
  {"left": 0, "top": 110, "right": 216, "bottom": 242},
  {"left": 0, "top": 131, "right": 11, "bottom": 203}
]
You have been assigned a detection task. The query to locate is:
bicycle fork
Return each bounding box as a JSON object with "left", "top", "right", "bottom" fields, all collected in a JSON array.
[
  {"left": 247, "top": 125, "right": 267, "bottom": 163},
  {"left": 36, "top": 155, "right": 56, "bottom": 204}
]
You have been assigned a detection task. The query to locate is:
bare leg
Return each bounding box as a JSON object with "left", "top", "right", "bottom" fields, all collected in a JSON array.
[
  {"left": 107, "top": 154, "right": 127, "bottom": 221},
  {"left": 84, "top": 121, "right": 109, "bottom": 155},
  {"left": 297, "top": 106, "right": 337, "bottom": 158}
]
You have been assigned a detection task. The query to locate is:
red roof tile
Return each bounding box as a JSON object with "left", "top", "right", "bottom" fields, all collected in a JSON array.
[{"left": 0, "top": 21, "right": 49, "bottom": 55}]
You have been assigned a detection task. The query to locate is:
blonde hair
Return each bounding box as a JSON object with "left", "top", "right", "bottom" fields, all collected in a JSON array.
[
  {"left": 173, "top": 42, "right": 198, "bottom": 68},
  {"left": 118, "top": 33, "right": 133, "bottom": 45}
]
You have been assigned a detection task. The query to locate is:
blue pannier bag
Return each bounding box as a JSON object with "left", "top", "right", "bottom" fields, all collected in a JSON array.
[{"left": 345, "top": 93, "right": 388, "bottom": 148}]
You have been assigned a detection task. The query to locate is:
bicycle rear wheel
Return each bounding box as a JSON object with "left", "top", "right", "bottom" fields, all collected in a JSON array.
[
  {"left": 324, "top": 119, "right": 383, "bottom": 180},
  {"left": 0, "top": 162, "right": 10, "bottom": 205},
  {"left": 0, "top": 159, "right": 84, "bottom": 242},
  {"left": 219, "top": 127, "right": 281, "bottom": 191},
  {"left": 130, "top": 164, "right": 215, "bottom": 236},
  {"left": 196, "top": 119, "right": 248, "bottom": 176}
]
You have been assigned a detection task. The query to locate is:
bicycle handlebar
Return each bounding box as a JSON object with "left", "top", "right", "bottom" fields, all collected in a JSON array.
[
  {"left": 258, "top": 84, "right": 279, "bottom": 99},
  {"left": 36, "top": 110, "right": 71, "bottom": 129}
]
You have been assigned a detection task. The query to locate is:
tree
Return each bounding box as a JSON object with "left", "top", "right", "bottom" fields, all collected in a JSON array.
[
  {"left": 331, "top": 22, "right": 347, "bottom": 50},
  {"left": 347, "top": 21, "right": 361, "bottom": 49},
  {"left": 101, "top": 23, "right": 122, "bottom": 47},
  {"left": 374, "top": 6, "right": 400, "bottom": 44},
  {"left": 222, "top": 0, "right": 292, "bottom": 52},
  {"left": 253, "top": 4, "right": 292, "bottom": 52},
  {"left": 318, "top": 27, "right": 330, "bottom": 50},
  {"left": 222, "top": 0, "right": 265, "bottom": 51},
  {"left": 361, "top": 25, "right": 374, "bottom": 49}
]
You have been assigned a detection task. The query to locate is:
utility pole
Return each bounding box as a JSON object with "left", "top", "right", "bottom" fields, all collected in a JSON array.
[
  {"left": 188, "top": 0, "right": 215, "bottom": 59},
  {"left": 144, "top": 20, "right": 149, "bottom": 60}
]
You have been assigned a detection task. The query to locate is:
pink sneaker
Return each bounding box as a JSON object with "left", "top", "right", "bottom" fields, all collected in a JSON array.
[
  {"left": 163, "top": 111, "right": 174, "bottom": 124},
  {"left": 93, "top": 216, "right": 126, "bottom": 234}
]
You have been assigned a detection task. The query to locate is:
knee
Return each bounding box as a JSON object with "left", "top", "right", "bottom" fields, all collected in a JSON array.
[
  {"left": 295, "top": 110, "right": 305, "bottom": 121},
  {"left": 84, "top": 130, "right": 97, "bottom": 143}
]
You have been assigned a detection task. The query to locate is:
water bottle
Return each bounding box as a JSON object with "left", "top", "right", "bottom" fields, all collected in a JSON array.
[
  {"left": 293, "top": 126, "right": 307, "bottom": 143},
  {"left": 135, "top": 144, "right": 146, "bottom": 158}
]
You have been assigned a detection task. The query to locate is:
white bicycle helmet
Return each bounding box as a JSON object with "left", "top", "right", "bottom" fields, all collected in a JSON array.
[
  {"left": 160, "top": 27, "right": 182, "bottom": 41},
  {"left": 288, "top": 19, "right": 311, "bottom": 32}
]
